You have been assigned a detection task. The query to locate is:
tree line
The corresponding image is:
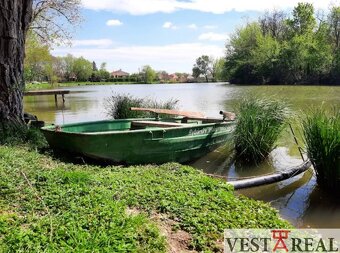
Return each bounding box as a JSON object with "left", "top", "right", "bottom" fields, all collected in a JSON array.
[
  {"left": 25, "top": 34, "right": 193, "bottom": 84},
  {"left": 223, "top": 3, "right": 340, "bottom": 85},
  {"left": 192, "top": 55, "right": 226, "bottom": 82},
  {"left": 24, "top": 33, "right": 113, "bottom": 83}
]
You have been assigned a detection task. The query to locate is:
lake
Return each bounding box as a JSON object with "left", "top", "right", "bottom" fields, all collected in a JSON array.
[{"left": 24, "top": 83, "right": 340, "bottom": 228}]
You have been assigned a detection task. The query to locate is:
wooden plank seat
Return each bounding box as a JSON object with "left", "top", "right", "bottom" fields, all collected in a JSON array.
[{"left": 131, "top": 120, "right": 187, "bottom": 128}]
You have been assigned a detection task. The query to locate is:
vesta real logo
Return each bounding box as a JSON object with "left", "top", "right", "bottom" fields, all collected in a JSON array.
[{"left": 224, "top": 229, "right": 340, "bottom": 253}]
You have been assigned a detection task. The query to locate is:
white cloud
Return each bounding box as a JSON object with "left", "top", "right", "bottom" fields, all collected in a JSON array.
[
  {"left": 52, "top": 43, "right": 224, "bottom": 73},
  {"left": 198, "top": 32, "right": 229, "bottom": 41},
  {"left": 82, "top": 0, "right": 332, "bottom": 15},
  {"left": 188, "top": 24, "right": 198, "bottom": 29},
  {"left": 72, "top": 39, "right": 113, "bottom": 47},
  {"left": 162, "top": 22, "right": 178, "bottom": 29},
  {"left": 106, "top": 19, "right": 123, "bottom": 26}
]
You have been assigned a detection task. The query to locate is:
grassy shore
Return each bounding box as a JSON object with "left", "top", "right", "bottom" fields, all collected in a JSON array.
[
  {"left": 25, "top": 81, "right": 139, "bottom": 90},
  {"left": 0, "top": 145, "right": 290, "bottom": 252}
]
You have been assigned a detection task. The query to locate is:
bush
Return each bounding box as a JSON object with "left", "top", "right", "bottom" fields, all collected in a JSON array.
[
  {"left": 302, "top": 108, "right": 340, "bottom": 193},
  {"left": 105, "top": 93, "right": 179, "bottom": 119},
  {"left": 234, "top": 98, "right": 289, "bottom": 164}
]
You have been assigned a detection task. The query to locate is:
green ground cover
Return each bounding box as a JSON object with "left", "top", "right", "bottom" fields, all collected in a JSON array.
[
  {"left": 0, "top": 145, "right": 290, "bottom": 252},
  {"left": 25, "top": 81, "right": 139, "bottom": 90}
]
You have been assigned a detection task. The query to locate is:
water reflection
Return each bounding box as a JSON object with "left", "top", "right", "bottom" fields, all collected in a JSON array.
[
  {"left": 23, "top": 83, "right": 340, "bottom": 228},
  {"left": 199, "top": 146, "right": 340, "bottom": 228}
]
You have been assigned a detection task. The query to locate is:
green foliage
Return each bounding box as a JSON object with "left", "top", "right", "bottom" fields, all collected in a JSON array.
[
  {"left": 72, "top": 57, "right": 93, "bottom": 81},
  {"left": 302, "top": 108, "right": 340, "bottom": 193},
  {"left": 234, "top": 98, "right": 289, "bottom": 163},
  {"left": 225, "top": 23, "right": 263, "bottom": 84},
  {"left": 287, "top": 2, "right": 316, "bottom": 36},
  {"left": 141, "top": 65, "right": 156, "bottom": 84},
  {"left": 224, "top": 3, "right": 340, "bottom": 84},
  {"left": 105, "top": 93, "right": 179, "bottom": 119},
  {"left": 24, "top": 32, "right": 53, "bottom": 83},
  {"left": 91, "top": 70, "right": 111, "bottom": 82},
  {"left": 0, "top": 124, "right": 47, "bottom": 150},
  {"left": 105, "top": 94, "right": 145, "bottom": 119},
  {"left": 192, "top": 55, "right": 213, "bottom": 82},
  {"left": 212, "top": 57, "right": 226, "bottom": 81},
  {"left": 0, "top": 146, "right": 290, "bottom": 252}
]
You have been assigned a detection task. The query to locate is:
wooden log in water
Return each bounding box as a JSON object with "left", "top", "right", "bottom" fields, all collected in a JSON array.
[{"left": 228, "top": 160, "right": 312, "bottom": 190}]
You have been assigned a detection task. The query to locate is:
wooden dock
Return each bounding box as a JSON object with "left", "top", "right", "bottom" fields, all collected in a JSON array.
[{"left": 24, "top": 89, "right": 70, "bottom": 103}]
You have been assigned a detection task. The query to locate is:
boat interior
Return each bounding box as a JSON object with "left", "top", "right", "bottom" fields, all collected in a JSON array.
[
  {"left": 51, "top": 117, "right": 226, "bottom": 133},
  {"left": 46, "top": 108, "right": 234, "bottom": 133}
]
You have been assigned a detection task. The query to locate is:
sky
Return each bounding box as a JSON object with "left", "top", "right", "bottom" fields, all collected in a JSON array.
[{"left": 52, "top": 0, "right": 336, "bottom": 74}]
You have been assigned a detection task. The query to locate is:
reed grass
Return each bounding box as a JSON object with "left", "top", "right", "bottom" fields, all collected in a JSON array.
[
  {"left": 105, "top": 93, "right": 178, "bottom": 119},
  {"left": 234, "top": 98, "right": 289, "bottom": 163},
  {"left": 302, "top": 108, "right": 340, "bottom": 192}
]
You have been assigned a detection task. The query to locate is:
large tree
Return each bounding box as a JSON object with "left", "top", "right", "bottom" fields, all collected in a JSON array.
[
  {"left": 192, "top": 55, "right": 213, "bottom": 82},
  {"left": 24, "top": 32, "right": 52, "bottom": 82},
  {"left": 141, "top": 65, "right": 156, "bottom": 84},
  {"left": 31, "top": 0, "right": 82, "bottom": 45},
  {"left": 0, "top": 0, "right": 33, "bottom": 128}
]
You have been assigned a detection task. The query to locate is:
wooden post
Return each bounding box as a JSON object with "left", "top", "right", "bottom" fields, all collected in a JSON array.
[{"left": 62, "top": 94, "right": 65, "bottom": 103}]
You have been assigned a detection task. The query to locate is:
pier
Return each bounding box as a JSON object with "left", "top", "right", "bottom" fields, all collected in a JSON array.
[{"left": 24, "top": 89, "right": 70, "bottom": 104}]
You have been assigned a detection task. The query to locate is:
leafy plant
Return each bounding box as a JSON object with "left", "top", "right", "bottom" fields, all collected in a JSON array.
[
  {"left": 234, "top": 98, "right": 289, "bottom": 163},
  {"left": 105, "top": 93, "right": 179, "bottom": 119},
  {"left": 302, "top": 108, "right": 340, "bottom": 192}
]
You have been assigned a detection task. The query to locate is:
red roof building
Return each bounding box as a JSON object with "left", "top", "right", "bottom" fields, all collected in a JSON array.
[{"left": 111, "top": 69, "right": 130, "bottom": 78}]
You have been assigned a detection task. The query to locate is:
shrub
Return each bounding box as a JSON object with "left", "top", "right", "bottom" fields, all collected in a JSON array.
[
  {"left": 234, "top": 98, "right": 289, "bottom": 164},
  {"left": 105, "top": 93, "right": 178, "bottom": 119},
  {"left": 302, "top": 108, "right": 340, "bottom": 193}
]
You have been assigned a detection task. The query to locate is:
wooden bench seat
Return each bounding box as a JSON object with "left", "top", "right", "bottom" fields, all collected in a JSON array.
[{"left": 131, "top": 120, "right": 187, "bottom": 128}]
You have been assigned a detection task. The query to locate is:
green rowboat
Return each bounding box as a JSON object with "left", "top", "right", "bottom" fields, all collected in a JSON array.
[{"left": 41, "top": 109, "right": 235, "bottom": 164}]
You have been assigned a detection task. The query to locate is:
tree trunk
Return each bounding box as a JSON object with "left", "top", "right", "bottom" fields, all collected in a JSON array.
[{"left": 0, "top": 0, "right": 33, "bottom": 128}]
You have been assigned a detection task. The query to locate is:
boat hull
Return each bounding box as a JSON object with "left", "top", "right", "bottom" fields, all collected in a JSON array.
[{"left": 41, "top": 119, "right": 235, "bottom": 164}]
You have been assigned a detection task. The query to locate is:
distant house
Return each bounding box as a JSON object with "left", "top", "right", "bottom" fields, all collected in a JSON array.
[
  {"left": 158, "top": 71, "right": 170, "bottom": 82},
  {"left": 68, "top": 73, "right": 77, "bottom": 81},
  {"left": 178, "top": 73, "right": 189, "bottom": 83},
  {"left": 111, "top": 69, "right": 129, "bottom": 78},
  {"left": 169, "top": 74, "right": 178, "bottom": 82}
]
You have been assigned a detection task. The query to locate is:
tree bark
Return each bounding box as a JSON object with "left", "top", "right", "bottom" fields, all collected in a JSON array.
[{"left": 0, "top": 0, "right": 32, "bottom": 128}]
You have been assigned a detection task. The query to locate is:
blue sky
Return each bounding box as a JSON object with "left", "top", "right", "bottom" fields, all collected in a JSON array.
[{"left": 52, "top": 0, "right": 333, "bottom": 74}]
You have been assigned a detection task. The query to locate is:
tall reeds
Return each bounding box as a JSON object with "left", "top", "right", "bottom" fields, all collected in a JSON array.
[
  {"left": 234, "top": 98, "right": 289, "bottom": 164},
  {"left": 302, "top": 109, "right": 340, "bottom": 192},
  {"left": 105, "top": 93, "right": 178, "bottom": 119}
]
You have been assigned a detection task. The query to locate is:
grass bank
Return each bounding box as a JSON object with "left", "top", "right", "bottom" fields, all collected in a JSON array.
[
  {"left": 25, "top": 81, "right": 139, "bottom": 90},
  {"left": 0, "top": 145, "right": 290, "bottom": 252}
]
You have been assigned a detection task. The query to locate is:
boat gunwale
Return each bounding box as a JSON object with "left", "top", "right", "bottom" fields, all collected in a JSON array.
[{"left": 41, "top": 118, "right": 235, "bottom": 136}]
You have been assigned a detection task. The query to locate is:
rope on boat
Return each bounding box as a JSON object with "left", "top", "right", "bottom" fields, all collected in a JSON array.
[{"left": 228, "top": 159, "right": 312, "bottom": 190}]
